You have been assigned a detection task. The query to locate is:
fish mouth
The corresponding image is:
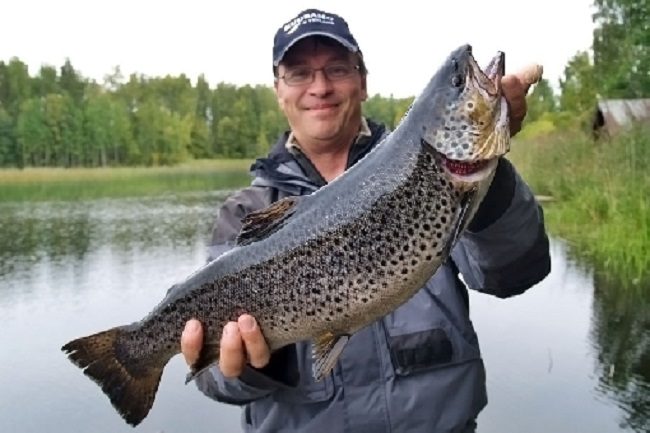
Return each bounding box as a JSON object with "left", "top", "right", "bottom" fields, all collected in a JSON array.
[
  {"left": 469, "top": 50, "right": 505, "bottom": 96},
  {"left": 439, "top": 152, "right": 497, "bottom": 183},
  {"left": 443, "top": 155, "right": 490, "bottom": 176},
  {"left": 423, "top": 137, "right": 497, "bottom": 182}
]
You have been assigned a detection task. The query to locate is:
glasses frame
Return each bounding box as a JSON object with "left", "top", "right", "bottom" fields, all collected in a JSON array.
[{"left": 279, "top": 64, "right": 361, "bottom": 87}]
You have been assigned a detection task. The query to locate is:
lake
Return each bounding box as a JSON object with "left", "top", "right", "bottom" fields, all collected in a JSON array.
[{"left": 0, "top": 192, "right": 647, "bottom": 433}]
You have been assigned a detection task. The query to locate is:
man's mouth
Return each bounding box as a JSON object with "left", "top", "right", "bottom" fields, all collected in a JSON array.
[{"left": 308, "top": 103, "right": 339, "bottom": 111}]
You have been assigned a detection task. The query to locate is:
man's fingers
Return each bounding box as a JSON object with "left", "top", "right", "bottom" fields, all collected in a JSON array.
[
  {"left": 501, "top": 74, "right": 527, "bottom": 136},
  {"left": 518, "top": 63, "right": 544, "bottom": 90},
  {"left": 181, "top": 319, "right": 203, "bottom": 366},
  {"left": 219, "top": 321, "right": 246, "bottom": 377},
  {"left": 239, "top": 315, "right": 271, "bottom": 369}
]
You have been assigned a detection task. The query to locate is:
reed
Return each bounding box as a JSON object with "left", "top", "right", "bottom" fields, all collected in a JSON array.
[{"left": 0, "top": 159, "right": 253, "bottom": 202}]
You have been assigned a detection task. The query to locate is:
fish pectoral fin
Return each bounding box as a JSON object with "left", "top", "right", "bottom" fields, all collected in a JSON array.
[
  {"left": 442, "top": 189, "right": 476, "bottom": 261},
  {"left": 311, "top": 332, "right": 350, "bottom": 381},
  {"left": 235, "top": 196, "right": 300, "bottom": 246}
]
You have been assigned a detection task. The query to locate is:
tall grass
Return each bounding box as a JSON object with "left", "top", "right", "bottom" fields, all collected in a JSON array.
[
  {"left": 0, "top": 159, "right": 254, "bottom": 202},
  {"left": 509, "top": 125, "right": 649, "bottom": 288}
]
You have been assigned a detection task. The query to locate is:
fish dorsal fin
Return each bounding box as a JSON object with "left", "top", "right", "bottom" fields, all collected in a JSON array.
[
  {"left": 235, "top": 196, "right": 300, "bottom": 246},
  {"left": 312, "top": 331, "right": 350, "bottom": 381}
]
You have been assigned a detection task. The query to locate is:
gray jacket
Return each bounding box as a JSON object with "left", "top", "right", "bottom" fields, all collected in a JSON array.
[{"left": 196, "top": 119, "right": 551, "bottom": 433}]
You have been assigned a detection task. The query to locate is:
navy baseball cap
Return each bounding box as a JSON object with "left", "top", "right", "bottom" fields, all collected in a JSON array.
[{"left": 273, "top": 9, "right": 361, "bottom": 67}]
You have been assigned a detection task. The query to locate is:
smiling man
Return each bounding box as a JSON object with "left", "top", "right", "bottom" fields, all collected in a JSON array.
[{"left": 181, "top": 8, "right": 550, "bottom": 433}]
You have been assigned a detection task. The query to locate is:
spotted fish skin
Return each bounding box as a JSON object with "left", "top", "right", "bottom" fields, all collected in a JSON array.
[{"left": 61, "top": 44, "right": 510, "bottom": 427}]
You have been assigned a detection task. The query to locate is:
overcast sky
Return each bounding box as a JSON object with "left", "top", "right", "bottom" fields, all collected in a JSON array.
[{"left": 3, "top": 0, "right": 596, "bottom": 98}]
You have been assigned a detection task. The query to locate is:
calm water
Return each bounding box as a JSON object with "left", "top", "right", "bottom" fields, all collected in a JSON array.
[{"left": 0, "top": 192, "right": 647, "bottom": 433}]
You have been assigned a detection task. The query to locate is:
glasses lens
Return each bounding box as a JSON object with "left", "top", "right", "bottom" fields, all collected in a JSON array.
[
  {"left": 325, "top": 64, "right": 354, "bottom": 80},
  {"left": 284, "top": 66, "right": 312, "bottom": 86},
  {"left": 283, "top": 64, "right": 358, "bottom": 86}
]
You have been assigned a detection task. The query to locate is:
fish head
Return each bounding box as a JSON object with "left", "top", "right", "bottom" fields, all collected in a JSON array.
[{"left": 418, "top": 44, "right": 509, "bottom": 187}]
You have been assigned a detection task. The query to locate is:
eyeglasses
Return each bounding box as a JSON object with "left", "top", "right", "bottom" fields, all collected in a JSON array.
[{"left": 279, "top": 63, "right": 360, "bottom": 86}]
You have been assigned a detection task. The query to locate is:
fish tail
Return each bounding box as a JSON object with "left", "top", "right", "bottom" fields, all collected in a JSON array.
[{"left": 61, "top": 326, "right": 164, "bottom": 426}]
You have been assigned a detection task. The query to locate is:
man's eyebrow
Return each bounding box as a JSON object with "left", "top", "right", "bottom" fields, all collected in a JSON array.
[{"left": 281, "top": 53, "right": 351, "bottom": 67}]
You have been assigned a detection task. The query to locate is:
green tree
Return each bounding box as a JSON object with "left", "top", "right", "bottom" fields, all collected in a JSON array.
[
  {"left": 0, "top": 107, "right": 15, "bottom": 166},
  {"left": 526, "top": 79, "right": 557, "bottom": 123},
  {"left": 592, "top": 0, "right": 650, "bottom": 98},
  {"left": 15, "top": 98, "right": 47, "bottom": 166},
  {"left": 59, "top": 59, "right": 86, "bottom": 104},
  {"left": 32, "top": 65, "right": 60, "bottom": 97},
  {"left": 559, "top": 51, "right": 598, "bottom": 114},
  {"left": 211, "top": 82, "right": 238, "bottom": 156},
  {"left": 1, "top": 58, "right": 32, "bottom": 117},
  {"left": 189, "top": 75, "right": 212, "bottom": 158}
]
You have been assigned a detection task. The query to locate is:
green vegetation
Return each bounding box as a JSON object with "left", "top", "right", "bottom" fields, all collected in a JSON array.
[
  {"left": 0, "top": 0, "right": 647, "bottom": 285},
  {"left": 0, "top": 62, "right": 410, "bottom": 169},
  {"left": 0, "top": 159, "right": 252, "bottom": 201},
  {"left": 510, "top": 125, "right": 649, "bottom": 288},
  {"left": 510, "top": 0, "right": 650, "bottom": 288}
]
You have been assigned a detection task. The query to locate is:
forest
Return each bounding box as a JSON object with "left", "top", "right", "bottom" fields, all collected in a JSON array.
[{"left": 0, "top": 0, "right": 647, "bottom": 168}]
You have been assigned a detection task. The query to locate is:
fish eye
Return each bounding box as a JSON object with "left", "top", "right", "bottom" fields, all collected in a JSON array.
[{"left": 451, "top": 74, "right": 463, "bottom": 87}]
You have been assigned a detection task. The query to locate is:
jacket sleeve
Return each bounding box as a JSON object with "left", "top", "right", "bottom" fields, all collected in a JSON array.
[
  {"left": 451, "top": 158, "right": 551, "bottom": 298},
  {"left": 197, "top": 186, "right": 300, "bottom": 405}
]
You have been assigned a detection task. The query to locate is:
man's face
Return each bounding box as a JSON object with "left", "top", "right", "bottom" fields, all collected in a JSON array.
[{"left": 274, "top": 37, "right": 367, "bottom": 146}]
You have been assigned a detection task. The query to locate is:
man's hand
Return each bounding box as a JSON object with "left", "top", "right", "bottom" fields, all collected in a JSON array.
[
  {"left": 501, "top": 64, "right": 543, "bottom": 137},
  {"left": 181, "top": 315, "right": 271, "bottom": 378}
]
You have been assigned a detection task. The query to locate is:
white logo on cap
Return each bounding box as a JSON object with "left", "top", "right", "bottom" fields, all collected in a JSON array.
[{"left": 283, "top": 12, "right": 335, "bottom": 35}]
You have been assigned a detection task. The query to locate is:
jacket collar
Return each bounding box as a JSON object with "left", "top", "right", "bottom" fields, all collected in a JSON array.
[{"left": 250, "top": 117, "right": 387, "bottom": 195}]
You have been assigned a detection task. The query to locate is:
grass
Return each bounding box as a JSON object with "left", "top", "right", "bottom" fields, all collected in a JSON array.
[
  {"left": 0, "top": 159, "right": 254, "bottom": 202},
  {"left": 509, "top": 124, "right": 649, "bottom": 288}
]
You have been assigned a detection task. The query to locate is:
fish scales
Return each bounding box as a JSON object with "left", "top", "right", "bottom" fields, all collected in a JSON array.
[
  {"left": 62, "top": 44, "right": 512, "bottom": 427},
  {"left": 126, "top": 149, "right": 460, "bottom": 366}
]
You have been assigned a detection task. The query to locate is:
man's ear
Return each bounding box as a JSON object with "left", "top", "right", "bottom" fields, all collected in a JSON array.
[
  {"left": 274, "top": 80, "right": 287, "bottom": 113},
  {"left": 360, "top": 75, "right": 368, "bottom": 102}
]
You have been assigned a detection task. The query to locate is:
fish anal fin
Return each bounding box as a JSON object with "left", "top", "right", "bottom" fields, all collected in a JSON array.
[
  {"left": 312, "top": 331, "right": 350, "bottom": 381},
  {"left": 185, "top": 340, "right": 220, "bottom": 384},
  {"left": 236, "top": 196, "right": 300, "bottom": 246}
]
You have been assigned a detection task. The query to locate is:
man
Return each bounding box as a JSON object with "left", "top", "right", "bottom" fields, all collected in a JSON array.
[{"left": 181, "top": 8, "right": 551, "bottom": 433}]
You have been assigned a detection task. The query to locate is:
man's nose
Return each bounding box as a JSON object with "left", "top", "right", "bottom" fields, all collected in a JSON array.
[{"left": 308, "top": 70, "right": 334, "bottom": 95}]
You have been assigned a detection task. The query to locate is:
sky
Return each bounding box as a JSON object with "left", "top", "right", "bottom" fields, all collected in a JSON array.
[{"left": 3, "top": 0, "right": 596, "bottom": 98}]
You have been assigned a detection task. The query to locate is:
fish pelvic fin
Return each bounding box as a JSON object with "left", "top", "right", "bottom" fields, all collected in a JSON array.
[
  {"left": 312, "top": 332, "right": 350, "bottom": 381},
  {"left": 442, "top": 189, "right": 476, "bottom": 261},
  {"left": 61, "top": 327, "right": 164, "bottom": 427}
]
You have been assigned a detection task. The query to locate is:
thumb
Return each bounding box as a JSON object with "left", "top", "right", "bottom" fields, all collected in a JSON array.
[{"left": 517, "top": 63, "right": 544, "bottom": 93}]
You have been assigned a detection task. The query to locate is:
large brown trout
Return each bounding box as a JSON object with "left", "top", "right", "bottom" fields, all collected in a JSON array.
[{"left": 62, "top": 44, "right": 519, "bottom": 426}]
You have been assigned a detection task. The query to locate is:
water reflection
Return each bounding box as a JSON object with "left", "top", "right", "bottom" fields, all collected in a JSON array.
[
  {"left": 591, "top": 275, "right": 650, "bottom": 433},
  {"left": 0, "top": 191, "right": 232, "bottom": 279},
  {"left": 0, "top": 194, "right": 647, "bottom": 433}
]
